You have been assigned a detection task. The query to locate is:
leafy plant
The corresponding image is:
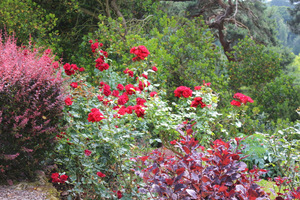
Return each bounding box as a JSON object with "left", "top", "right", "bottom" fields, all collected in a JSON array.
[
  {"left": 0, "top": 35, "right": 65, "bottom": 181},
  {"left": 134, "top": 122, "right": 270, "bottom": 199}
]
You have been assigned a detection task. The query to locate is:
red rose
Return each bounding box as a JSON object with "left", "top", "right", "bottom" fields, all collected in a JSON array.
[
  {"left": 125, "top": 106, "right": 134, "bottom": 114},
  {"left": 118, "top": 106, "right": 127, "bottom": 116},
  {"left": 79, "top": 67, "right": 85, "bottom": 72},
  {"left": 71, "top": 64, "right": 78, "bottom": 71},
  {"left": 194, "top": 86, "right": 201, "bottom": 90},
  {"left": 191, "top": 97, "right": 206, "bottom": 108},
  {"left": 97, "top": 171, "right": 106, "bottom": 178},
  {"left": 128, "top": 70, "right": 134, "bottom": 77},
  {"left": 174, "top": 86, "right": 193, "bottom": 98},
  {"left": 117, "top": 84, "right": 124, "bottom": 91},
  {"left": 230, "top": 100, "right": 241, "bottom": 107},
  {"left": 118, "top": 94, "right": 129, "bottom": 105},
  {"left": 97, "top": 95, "right": 104, "bottom": 102},
  {"left": 60, "top": 174, "right": 68, "bottom": 183},
  {"left": 136, "top": 98, "right": 146, "bottom": 106},
  {"left": 134, "top": 105, "right": 145, "bottom": 118},
  {"left": 125, "top": 84, "right": 135, "bottom": 95},
  {"left": 117, "top": 191, "right": 123, "bottom": 199},
  {"left": 152, "top": 66, "right": 158, "bottom": 71},
  {"left": 84, "top": 149, "right": 92, "bottom": 156},
  {"left": 150, "top": 91, "right": 157, "bottom": 97},
  {"left": 142, "top": 74, "right": 148, "bottom": 79},
  {"left": 112, "top": 90, "right": 119, "bottom": 97},
  {"left": 130, "top": 45, "right": 150, "bottom": 61},
  {"left": 51, "top": 173, "right": 60, "bottom": 183},
  {"left": 87, "top": 108, "right": 105, "bottom": 122},
  {"left": 103, "top": 84, "right": 111, "bottom": 96},
  {"left": 65, "top": 97, "right": 73, "bottom": 106},
  {"left": 70, "top": 82, "right": 78, "bottom": 88}
]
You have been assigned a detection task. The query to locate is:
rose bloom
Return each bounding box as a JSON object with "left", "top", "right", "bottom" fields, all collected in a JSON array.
[
  {"left": 136, "top": 97, "right": 147, "bottom": 106},
  {"left": 134, "top": 105, "right": 145, "bottom": 118},
  {"left": 103, "top": 84, "right": 111, "bottom": 96},
  {"left": 112, "top": 90, "right": 119, "bottom": 97},
  {"left": 125, "top": 106, "right": 134, "bottom": 114},
  {"left": 65, "top": 97, "right": 73, "bottom": 106},
  {"left": 116, "top": 83, "right": 124, "bottom": 91},
  {"left": 71, "top": 64, "right": 78, "bottom": 71},
  {"left": 152, "top": 66, "right": 158, "bottom": 71},
  {"left": 84, "top": 149, "right": 92, "bottom": 156},
  {"left": 118, "top": 94, "right": 129, "bottom": 105},
  {"left": 142, "top": 74, "right": 148, "bottom": 79},
  {"left": 118, "top": 106, "right": 127, "bottom": 116},
  {"left": 230, "top": 100, "right": 241, "bottom": 107},
  {"left": 60, "top": 174, "right": 68, "bottom": 183},
  {"left": 125, "top": 84, "right": 135, "bottom": 95},
  {"left": 150, "top": 91, "right": 157, "bottom": 97},
  {"left": 87, "top": 108, "right": 105, "bottom": 122},
  {"left": 174, "top": 86, "right": 193, "bottom": 98},
  {"left": 194, "top": 86, "right": 202, "bottom": 90},
  {"left": 97, "top": 171, "right": 106, "bottom": 178},
  {"left": 70, "top": 82, "right": 78, "bottom": 88},
  {"left": 117, "top": 191, "right": 123, "bottom": 199},
  {"left": 79, "top": 67, "right": 85, "bottom": 72},
  {"left": 130, "top": 45, "right": 150, "bottom": 61}
]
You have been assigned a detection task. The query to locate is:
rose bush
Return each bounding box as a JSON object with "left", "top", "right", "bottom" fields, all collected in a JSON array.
[{"left": 53, "top": 41, "right": 220, "bottom": 199}]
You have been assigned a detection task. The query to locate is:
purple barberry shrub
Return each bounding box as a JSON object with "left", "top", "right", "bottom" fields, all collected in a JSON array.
[{"left": 0, "top": 35, "right": 66, "bottom": 181}]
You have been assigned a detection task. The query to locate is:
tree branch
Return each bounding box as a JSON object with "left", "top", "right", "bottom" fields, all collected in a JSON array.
[{"left": 111, "top": 0, "right": 128, "bottom": 35}]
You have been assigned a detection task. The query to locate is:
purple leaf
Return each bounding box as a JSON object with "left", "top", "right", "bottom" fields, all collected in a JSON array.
[
  {"left": 186, "top": 189, "right": 197, "bottom": 199},
  {"left": 174, "top": 183, "right": 185, "bottom": 192},
  {"left": 238, "top": 162, "right": 247, "bottom": 171}
]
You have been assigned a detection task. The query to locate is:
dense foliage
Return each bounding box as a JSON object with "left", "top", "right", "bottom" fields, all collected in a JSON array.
[
  {"left": 0, "top": 0, "right": 299, "bottom": 199},
  {"left": 0, "top": 36, "right": 65, "bottom": 181}
]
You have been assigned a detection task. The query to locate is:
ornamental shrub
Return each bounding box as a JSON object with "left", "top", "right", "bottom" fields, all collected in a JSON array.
[
  {"left": 54, "top": 41, "right": 220, "bottom": 199},
  {"left": 134, "top": 122, "right": 270, "bottom": 199},
  {"left": 0, "top": 35, "right": 65, "bottom": 181}
]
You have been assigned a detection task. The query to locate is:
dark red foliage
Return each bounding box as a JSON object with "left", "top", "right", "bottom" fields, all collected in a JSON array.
[{"left": 134, "top": 122, "right": 270, "bottom": 199}]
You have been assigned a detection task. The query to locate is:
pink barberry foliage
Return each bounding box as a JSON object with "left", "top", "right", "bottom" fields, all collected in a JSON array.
[{"left": 0, "top": 35, "right": 66, "bottom": 180}]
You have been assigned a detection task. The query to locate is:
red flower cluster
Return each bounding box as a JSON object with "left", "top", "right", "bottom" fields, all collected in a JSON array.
[
  {"left": 124, "top": 68, "right": 134, "bottom": 77},
  {"left": 103, "top": 84, "right": 111, "bottom": 96},
  {"left": 130, "top": 45, "right": 150, "bottom": 61},
  {"left": 90, "top": 40, "right": 103, "bottom": 53},
  {"left": 87, "top": 108, "right": 105, "bottom": 122},
  {"left": 231, "top": 93, "right": 254, "bottom": 107},
  {"left": 138, "top": 80, "right": 150, "bottom": 91},
  {"left": 63, "top": 63, "right": 78, "bottom": 76},
  {"left": 174, "top": 86, "right": 193, "bottom": 98},
  {"left": 95, "top": 57, "right": 109, "bottom": 71},
  {"left": 191, "top": 97, "right": 206, "bottom": 108},
  {"left": 51, "top": 173, "right": 68, "bottom": 183}
]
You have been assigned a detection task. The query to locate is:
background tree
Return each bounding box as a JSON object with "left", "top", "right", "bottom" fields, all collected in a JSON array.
[{"left": 288, "top": 0, "right": 300, "bottom": 34}]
